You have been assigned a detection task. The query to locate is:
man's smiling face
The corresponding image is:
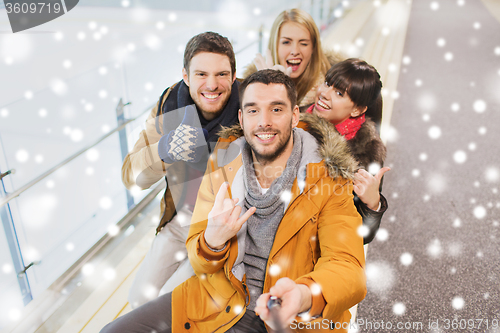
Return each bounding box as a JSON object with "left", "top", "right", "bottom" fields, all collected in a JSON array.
[
  {"left": 183, "top": 52, "right": 235, "bottom": 121},
  {"left": 239, "top": 82, "right": 299, "bottom": 164}
]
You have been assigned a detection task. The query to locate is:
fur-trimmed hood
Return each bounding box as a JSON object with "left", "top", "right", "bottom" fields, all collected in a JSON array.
[
  {"left": 218, "top": 112, "right": 359, "bottom": 180},
  {"left": 346, "top": 117, "right": 386, "bottom": 169}
]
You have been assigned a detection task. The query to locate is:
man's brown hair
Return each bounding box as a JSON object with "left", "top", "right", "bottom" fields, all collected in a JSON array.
[{"left": 183, "top": 32, "right": 236, "bottom": 76}]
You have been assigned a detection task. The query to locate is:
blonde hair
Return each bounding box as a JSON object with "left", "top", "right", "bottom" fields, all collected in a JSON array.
[{"left": 268, "top": 9, "right": 331, "bottom": 104}]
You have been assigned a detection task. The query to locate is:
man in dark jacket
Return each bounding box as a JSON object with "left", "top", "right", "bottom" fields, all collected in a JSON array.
[{"left": 121, "top": 31, "right": 240, "bottom": 308}]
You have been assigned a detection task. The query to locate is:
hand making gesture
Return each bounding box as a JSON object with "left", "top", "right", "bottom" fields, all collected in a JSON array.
[
  {"left": 353, "top": 167, "right": 390, "bottom": 210},
  {"left": 204, "top": 182, "right": 256, "bottom": 250}
]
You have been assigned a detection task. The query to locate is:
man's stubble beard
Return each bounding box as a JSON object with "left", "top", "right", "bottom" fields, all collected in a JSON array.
[{"left": 243, "top": 119, "right": 293, "bottom": 166}]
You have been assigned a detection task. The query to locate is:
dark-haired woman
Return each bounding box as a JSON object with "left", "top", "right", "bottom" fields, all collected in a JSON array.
[{"left": 305, "top": 58, "right": 389, "bottom": 243}]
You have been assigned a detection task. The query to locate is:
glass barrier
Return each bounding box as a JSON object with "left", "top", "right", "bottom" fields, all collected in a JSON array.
[{"left": 0, "top": 211, "right": 25, "bottom": 330}]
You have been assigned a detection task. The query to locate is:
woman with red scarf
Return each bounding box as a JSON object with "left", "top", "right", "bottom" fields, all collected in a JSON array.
[{"left": 306, "top": 58, "right": 389, "bottom": 244}]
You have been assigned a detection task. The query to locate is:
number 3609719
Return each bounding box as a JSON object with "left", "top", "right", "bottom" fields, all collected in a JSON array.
[{"left": 5, "top": 2, "right": 62, "bottom": 14}]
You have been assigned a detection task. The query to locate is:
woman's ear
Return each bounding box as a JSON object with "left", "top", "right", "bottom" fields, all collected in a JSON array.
[{"left": 351, "top": 105, "right": 368, "bottom": 117}]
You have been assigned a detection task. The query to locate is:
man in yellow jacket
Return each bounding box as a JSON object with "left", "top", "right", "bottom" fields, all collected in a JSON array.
[{"left": 102, "top": 69, "right": 366, "bottom": 332}]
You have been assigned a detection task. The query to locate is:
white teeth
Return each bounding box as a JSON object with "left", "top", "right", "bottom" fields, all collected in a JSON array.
[
  {"left": 257, "top": 134, "right": 275, "bottom": 140},
  {"left": 318, "top": 100, "right": 330, "bottom": 109},
  {"left": 287, "top": 59, "right": 301, "bottom": 64},
  {"left": 203, "top": 93, "right": 219, "bottom": 99}
]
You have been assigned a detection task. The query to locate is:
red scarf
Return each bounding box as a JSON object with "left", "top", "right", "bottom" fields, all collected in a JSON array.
[{"left": 306, "top": 105, "right": 365, "bottom": 140}]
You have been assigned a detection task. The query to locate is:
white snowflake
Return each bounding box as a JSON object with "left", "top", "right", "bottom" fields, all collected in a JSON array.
[
  {"left": 98, "top": 90, "right": 108, "bottom": 99},
  {"left": 422, "top": 114, "right": 430, "bottom": 122},
  {"left": 448, "top": 242, "right": 462, "bottom": 257},
  {"left": 103, "top": 268, "right": 116, "bottom": 280},
  {"left": 444, "top": 52, "right": 454, "bottom": 61},
  {"left": 400, "top": 252, "right": 413, "bottom": 266},
  {"left": 420, "top": 153, "right": 428, "bottom": 161},
  {"left": 368, "top": 162, "right": 381, "bottom": 175},
  {"left": 9, "top": 309, "right": 21, "bottom": 321},
  {"left": 82, "top": 263, "right": 95, "bottom": 276},
  {"left": 145, "top": 34, "right": 162, "bottom": 50},
  {"left": 54, "top": 31, "right": 64, "bottom": 41},
  {"left": 427, "top": 173, "right": 447, "bottom": 193},
  {"left": 168, "top": 12, "right": 177, "bottom": 22},
  {"left": 98, "top": 66, "right": 108, "bottom": 75},
  {"left": 269, "top": 264, "right": 281, "bottom": 276},
  {"left": 280, "top": 190, "right": 292, "bottom": 203},
  {"left": 62, "top": 60, "right": 72, "bottom": 69},
  {"left": 101, "top": 197, "right": 113, "bottom": 210},
  {"left": 381, "top": 125, "right": 398, "bottom": 143},
  {"left": 393, "top": 302, "right": 406, "bottom": 315},
  {"left": 453, "top": 150, "right": 467, "bottom": 164},
  {"left": 430, "top": 2, "right": 439, "bottom": 10},
  {"left": 450, "top": 103, "right": 460, "bottom": 112},
  {"left": 415, "top": 79, "right": 423, "bottom": 87},
  {"left": 175, "top": 251, "right": 186, "bottom": 261},
  {"left": 34, "top": 155, "right": 44, "bottom": 163},
  {"left": 452, "top": 297, "right": 465, "bottom": 310},
  {"left": 402, "top": 55, "right": 411, "bottom": 65},
  {"left": 66, "top": 243, "right": 75, "bottom": 251},
  {"left": 428, "top": 126, "right": 441, "bottom": 139},
  {"left": 473, "top": 22, "right": 481, "bottom": 29},
  {"left": 376, "top": 228, "right": 389, "bottom": 241},
  {"left": 473, "top": 206, "right": 486, "bottom": 219},
  {"left": 24, "top": 90, "right": 33, "bottom": 99},
  {"left": 107, "top": 224, "right": 119, "bottom": 235},
  {"left": 485, "top": 167, "right": 499, "bottom": 182},
  {"left": 427, "top": 239, "right": 442, "bottom": 258},
  {"left": 366, "top": 262, "right": 395, "bottom": 294},
  {"left": 357, "top": 225, "right": 370, "bottom": 238},
  {"left": 70, "top": 129, "right": 84, "bottom": 142},
  {"left": 453, "top": 218, "right": 461, "bottom": 228},
  {"left": 412, "top": 169, "right": 420, "bottom": 177},
  {"left": 2, "top": 263, "right": 13, "bottom": 274},
  {"left": 86, "top": 149, "right": 99, "bottom": 162},
  {"left": 15, "top": 149, "right": 29, "bottom": 163},
  {"left": 478, "top": 127, "right": 487, "bottom": 135},
  {"left": 310, "top": 283, "right": 322, "bottom": 296},
  {"left": 468, "top": 142, "right": 476, "bottom": 151},
  {"left": 473, "top": 100, "right": 487, "bottom": 113},
  {"left": 437, "top": 38, "right": 446, "bottom": 47},
  {"left": 418, "top": 92, "right": 437, "bottom": 111}
]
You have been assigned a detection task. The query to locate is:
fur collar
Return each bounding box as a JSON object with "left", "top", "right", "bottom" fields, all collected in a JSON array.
[
  {"left": 346, "top": 118, "right": 386, "bottom": 169},
  {"left": 218, "top": 113, "right": 358, "bottom": 180}
]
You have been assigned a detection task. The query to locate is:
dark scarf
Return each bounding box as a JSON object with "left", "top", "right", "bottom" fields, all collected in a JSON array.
[{"left": 155, "top": 80, "right": 240, "bottom": 149}]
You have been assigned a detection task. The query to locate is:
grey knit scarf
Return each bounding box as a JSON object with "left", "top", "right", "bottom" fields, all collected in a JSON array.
[{"left": 241, "top": 129, "right": 302, "bottom": 310}]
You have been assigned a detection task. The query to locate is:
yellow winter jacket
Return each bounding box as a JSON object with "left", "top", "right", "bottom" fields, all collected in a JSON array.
[{"left": 171, "top": 114, "right": 366, "bottom": 332}]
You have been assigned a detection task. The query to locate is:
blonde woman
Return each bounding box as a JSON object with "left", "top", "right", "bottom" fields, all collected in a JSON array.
[{"left": 244, "top": 8, "right": 341, "bottom": 107}]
